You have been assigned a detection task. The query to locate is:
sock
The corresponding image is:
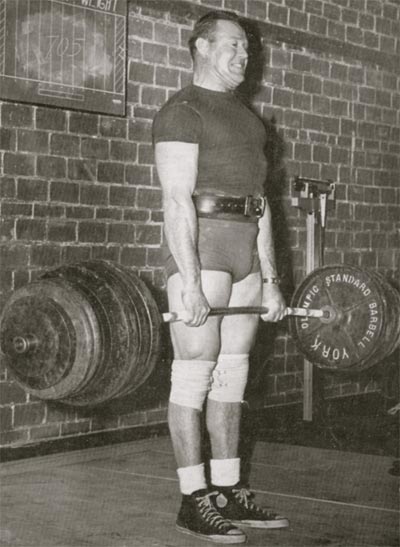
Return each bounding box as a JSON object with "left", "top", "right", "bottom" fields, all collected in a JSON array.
[
  {"left": 210, "top": 457, "right": 240, "bottom": 487},
  {"left": 177, "top": 463, "right": 207, "bottom": 495}
]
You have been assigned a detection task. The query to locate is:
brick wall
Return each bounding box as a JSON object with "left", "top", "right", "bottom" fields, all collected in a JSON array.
[{"left": 0, "top": 0, "right": 399, "bottom": 449}]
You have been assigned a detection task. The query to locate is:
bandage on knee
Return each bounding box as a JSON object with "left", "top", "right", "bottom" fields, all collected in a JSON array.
[
  {"left": 170, "top": 359, "right": 215, "bottom": 410},
  {"left": 208, "top": 354, "right": 249, "bottom": 403}
]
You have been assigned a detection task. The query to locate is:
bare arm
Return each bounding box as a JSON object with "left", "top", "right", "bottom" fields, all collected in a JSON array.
[
  {"left": 155, "top": 141, "right": 209, "bottom": 325},
  {"left": 257, "top": 199, "right": 286, "bottom": 321}
]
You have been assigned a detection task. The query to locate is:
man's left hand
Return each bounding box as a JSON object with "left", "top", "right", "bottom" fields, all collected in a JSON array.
[{"left": 260, "top": 284, "right": 286, "bottom": 322}]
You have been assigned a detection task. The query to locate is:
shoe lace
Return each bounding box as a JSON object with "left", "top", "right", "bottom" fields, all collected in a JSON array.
[
  {"left": 196, "top": 491, "right": 232, "bottom": 531},
  {"left": 232, "top": 487, "right": 267, "bottom": 515}
]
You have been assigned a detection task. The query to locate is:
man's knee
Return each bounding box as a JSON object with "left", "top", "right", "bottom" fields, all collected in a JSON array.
[
  {"left": 208, "top": 354, "right": 249, "bottom": 403},
  {"left": 170, "top": 359, "right": 216, "bottom": 410}
]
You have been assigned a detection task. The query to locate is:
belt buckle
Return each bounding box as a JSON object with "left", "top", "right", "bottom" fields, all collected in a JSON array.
[{"left": 245, "top": 195, "right": 265, "bottom": 217}]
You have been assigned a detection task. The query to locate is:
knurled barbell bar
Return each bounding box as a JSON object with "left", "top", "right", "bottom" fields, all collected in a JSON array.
[{"left": 0, "top": 260, "right": 398, "bottom": 406}]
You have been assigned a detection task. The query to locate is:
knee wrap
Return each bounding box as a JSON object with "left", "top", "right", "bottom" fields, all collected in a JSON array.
[
  {"left": 170, "top": 360, "right": 215, "bottom": 410},
  {"left": 208, "top": 354, "right": 249, "bottom": 403}
]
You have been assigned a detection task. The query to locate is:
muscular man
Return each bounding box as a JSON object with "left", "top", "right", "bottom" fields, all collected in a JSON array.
[{"left": 153, "top": 10, "right": 289, "bottom": 544}]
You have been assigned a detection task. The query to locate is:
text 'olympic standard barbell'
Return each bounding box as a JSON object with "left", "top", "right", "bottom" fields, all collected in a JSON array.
[{"left": 0, "top": 260, "right": 399, "bottom": 406}]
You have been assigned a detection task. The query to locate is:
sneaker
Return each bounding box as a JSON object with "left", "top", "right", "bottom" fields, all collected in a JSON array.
[
  {"left": 212, "top": 485, "right": 289, "bottom": 529},
  {"left": 176, "top": 489, "right": 247, "bottom": 544}
]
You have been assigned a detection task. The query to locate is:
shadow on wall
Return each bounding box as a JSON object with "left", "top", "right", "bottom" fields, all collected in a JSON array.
[{"left": 236, "top": 17, "right": 295, "bottom": 400}]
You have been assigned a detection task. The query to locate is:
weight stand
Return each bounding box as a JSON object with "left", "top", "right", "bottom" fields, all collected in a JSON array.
[{"left": 291, "top": 177, "right": 336, "bottom": 421}]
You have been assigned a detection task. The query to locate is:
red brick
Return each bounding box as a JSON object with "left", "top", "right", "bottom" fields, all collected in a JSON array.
[
  {"left": 48, "top": 221, "right": 76, "bottom": 242},
  {"left": 81, "top": 137, "right": 110, "bottom": 159},
  {"left": 4, "top": 153, "right": 35, "bottom": 176},
  {"left": 0, "top": 177, "right": 16, "bottom": 199},
  {"left": 109, "top": 141, "right": 136, "bottom": 163},
  {"left": 50, "top": 134, "right": 80, "bottom": 156},
  {"left": 0, "top": 127, "right": 16, "bottom": 151},
  {"left": 100, "top": 117, "right": 127, "bottom": 139},
  {"left": 108, "top": 223, "right": 135, "bottom": 243},
  {"left": 78, "top": 222, "right": 106, "bottom": 243},
  {"left": 17, "top": 129, "right": 49, "bottom": 154},
  {"left": 138, "top": 144, "right": 154, "bottom": 165},
  {"left": 69, "top": 112, "right": 98, "bottom": 135},
  {"left": 2, "top": 104, "right": 33, "bottom": 128},
  {"left": 61, "top": 421, "right": 91, "bottom": 436},
  {"left": 110, "top": 185, "right": 136, "bottom": 206},
  {"left": 96, "top": 208, "right": 122, "bottom": 220},
  {"left": 36, "top": 108, "right": 67, "bottom": 131},
  {"left": 67, "top": 159, "right": 96, "bottom": 181},
  {"left": 155, "top": 67, "right": 180, "bottom": 88},
  {"left": 30, "top": 424, "right": 61, "bottom": 441},
  {"left": 124, "top": 210, "right": 150, "bottom": 222},
  {"left": 30, "top": 245, "right": 62, "bottom": 268},
  {"left": 169, "top": 47, "right": 192, "bottom": 69},
  {"left": 155, "top": 23, "right": 179, "bottom": 45},
  {"left": 225, "top": 0, "right": 245, "bottom": 12},
  {"left": 126, "top": 165, "right": 152, "bottom": 186},
  {"left": 34, "top": 204, "right": 65, "bottom": 218},
  {"left": 289, "top": 9, "right": 308, "bottom": 30},
  {"left": 1, "top": 381, "right": 28, "bottom": 405},
  {"left": 91, "top": 246, "right": 120, "bottom": 262},
  {"left": 141, "top": 86, "right": 167, "bottom": 107},
  {"left": 309, "top": 15, "right": 327, "bottom": 34},
  {"left": 268, "top": 4, "right": 288, "bottom": 25},
  {"left": 14, "top": 402, "right": 45, "bottom": 427},
  {"left": 137, "top": 188, "right": 162, "bottom": 209},
  {"left": 0, "top": 406, "right": 13, "bottom": 431},
  {"left": 135, "top": 224, "right": 161, "bottom": 245},
  {"left": 121, "top": 247, "right": 146, "bottom": 267},
  {"left": 247, "top": 0, "right": 267, "bottom": 19},
  {"left": 98, "top": 162, "right": 125, "bottom": 183},
  {"left": 17, "top": 178, "right": 48, "bottom": 201},
  {"left": 273, "top": 89, "right": 292, "bottom": 108},
  {"left": 81, "top": 184, "right": 109, "bottom": 206},
  {"left": 143, "top": 43, "right": 168, "bottom": 64},
  {"left": 130, "top": 16, "right": 153, "bottom": 40},
  {"left": 63, "top": 246, "right": 91, "bottom": 263},
  {"left": 37, "top": 155, "right": 66, "bottom": 179},
  {"left": 50, "top": 180, "right": 79, "bottom": 203},
  {"left": 0, "top": 245, "right": 30, "bottom": 270},
  {"left": 129, "top": 119, "right": 152, "bottom": 142},
  {"left": 16, "top": 219, "right": 46, "bottom": 241},
  {"left": 129, "top": 61, "right": 154, "bottom": 84}
]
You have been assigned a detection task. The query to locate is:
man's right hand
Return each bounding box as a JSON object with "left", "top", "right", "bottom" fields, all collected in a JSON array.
[{"left": 181, "top": 286, "right": 210, "bottom": 327}]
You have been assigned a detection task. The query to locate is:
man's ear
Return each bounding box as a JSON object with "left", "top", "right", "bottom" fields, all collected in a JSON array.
[{"left": 195, "top": 37, "right": 209, "bottom": 57}]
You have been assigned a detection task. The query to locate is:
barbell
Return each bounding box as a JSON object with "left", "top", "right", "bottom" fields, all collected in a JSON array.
[{"left": 0, "top": 260, "right": 399, "bottom": 406}]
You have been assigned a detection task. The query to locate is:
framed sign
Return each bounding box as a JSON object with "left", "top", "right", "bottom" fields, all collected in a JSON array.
[{"left": 0, "top": 0, "right": 127, "bottom": 115}]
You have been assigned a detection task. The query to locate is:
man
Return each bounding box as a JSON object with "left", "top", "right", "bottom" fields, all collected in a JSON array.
[{"left": 153, "top": 10, "right": 289, "bottom": 544}]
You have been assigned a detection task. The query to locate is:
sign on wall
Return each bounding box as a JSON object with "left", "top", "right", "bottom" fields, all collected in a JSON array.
[{"left": 0, "top": 0, "right": 127, "bottom": 116}]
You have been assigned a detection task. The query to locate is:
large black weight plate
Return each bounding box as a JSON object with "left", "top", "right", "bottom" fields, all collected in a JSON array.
[
  {"left": 0, "top": 279, "right": 98, "bottom": 399},
  {"left": 290, "top": 265, "right": 386, "bottom": 371},
  {"left": 43, "top": 262, "right": 140, "bottom": 406}
]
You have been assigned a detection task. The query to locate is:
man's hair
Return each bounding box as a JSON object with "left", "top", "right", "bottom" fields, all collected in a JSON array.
[{"left": 188, "top": 10, "right": 243, "bottom": 60}]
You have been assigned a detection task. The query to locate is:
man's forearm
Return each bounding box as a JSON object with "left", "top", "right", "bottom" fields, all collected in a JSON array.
[
  {"left": 257, "top": 203, "right": 279, "bottom": 278},
  {"left": 164, "top": 198, "right": 202, "bottom": 287}
]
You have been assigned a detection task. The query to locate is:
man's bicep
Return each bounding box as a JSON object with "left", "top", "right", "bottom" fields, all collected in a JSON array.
[{"left": 155, "top": 142, "right": 199, "bottom": 199}]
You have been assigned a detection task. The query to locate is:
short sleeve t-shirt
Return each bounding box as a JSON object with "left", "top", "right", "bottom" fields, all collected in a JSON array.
[{"left": 152, "top": 85, "right": 267, "bottom": 197}]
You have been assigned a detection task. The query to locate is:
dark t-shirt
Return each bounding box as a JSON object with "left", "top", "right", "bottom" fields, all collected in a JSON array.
[{"left": 152, "top": 85, "right": 267, "bottom": 197}]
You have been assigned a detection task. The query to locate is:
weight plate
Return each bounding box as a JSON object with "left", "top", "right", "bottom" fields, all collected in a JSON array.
[
  {"left": 0, "top": 279, "right": 98, "bottom": 399},
  {"left": 43, "top": 262, "right": 141, "bottom": 406},
  {"left": 290, "top": 265, "right": 386, "bottom": 371}
]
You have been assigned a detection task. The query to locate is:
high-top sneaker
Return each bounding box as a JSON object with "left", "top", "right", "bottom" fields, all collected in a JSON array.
[
  {"left": 212, "top": 484, "right": 289, "bottom": 529},
  {"left": 176, "top": 489, "right": 247, "bottom": 544}
]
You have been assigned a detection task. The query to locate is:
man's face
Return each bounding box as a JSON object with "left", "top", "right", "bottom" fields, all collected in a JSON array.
[{"left": 205, "top": 20, "right": 248, "bottom": 90}]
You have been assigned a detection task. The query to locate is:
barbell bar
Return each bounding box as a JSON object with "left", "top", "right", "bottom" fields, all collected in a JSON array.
[
  {"left": 162, "top": 306, "right": 328, "bottom": 323},
  {"left": 0, "top": 260, "right": 399, "bottom": 406}
]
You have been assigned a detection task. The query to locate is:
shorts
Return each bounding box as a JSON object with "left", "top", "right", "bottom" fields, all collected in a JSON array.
[{"left": 164, "top": 217, "right": 260, "bottom": 283}]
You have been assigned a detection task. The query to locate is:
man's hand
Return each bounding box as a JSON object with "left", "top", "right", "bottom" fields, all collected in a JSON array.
[
  {"left": 260, "top": 284, "right": 286, "bottom": 322},
  {"left": 181, "top": 285, "right": 210, "bottom": 327}
]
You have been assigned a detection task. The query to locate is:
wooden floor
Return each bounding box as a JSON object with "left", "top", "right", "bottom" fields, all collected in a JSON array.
[{"left": 0, "top": 436, "right": 398, "bottom": 547}]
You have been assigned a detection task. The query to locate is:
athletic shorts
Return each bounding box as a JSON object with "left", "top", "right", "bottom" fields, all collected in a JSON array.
[{"left": 163, "top": 217, "right": 260, "bottom": 283}]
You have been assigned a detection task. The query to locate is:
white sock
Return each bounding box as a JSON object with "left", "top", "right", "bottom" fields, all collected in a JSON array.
[
  {"left": 177, "top": 463, "right": 207, "bottom": 495},
  {"left": 210, "top": 457, "right": 240, "bottom": 487}
]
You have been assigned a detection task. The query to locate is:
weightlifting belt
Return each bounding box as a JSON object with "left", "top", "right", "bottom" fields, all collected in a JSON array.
[{"left": 193, "top": 194, "right": 266, "bottom": 220}]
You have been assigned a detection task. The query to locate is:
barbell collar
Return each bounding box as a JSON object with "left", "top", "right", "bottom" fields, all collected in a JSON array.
[{"left": 162, "top": 306, "right": 327, "bottom": 323}]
